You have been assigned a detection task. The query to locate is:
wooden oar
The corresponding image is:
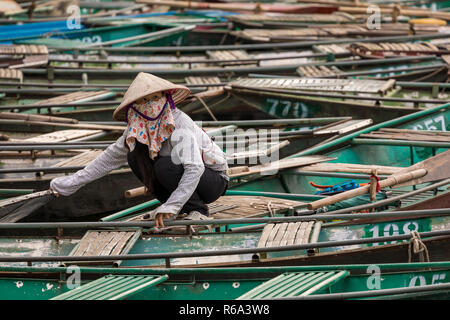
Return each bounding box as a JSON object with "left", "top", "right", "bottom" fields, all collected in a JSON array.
[
  {"left": 307, "top": 150, "right": 450, "bottom": 210},
  {"left": 0, "top": 111, "right": 78, "bottom": 124}
]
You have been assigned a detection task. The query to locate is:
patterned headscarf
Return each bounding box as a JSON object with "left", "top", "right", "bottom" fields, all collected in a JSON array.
[{"left": 125, "top": 92, "right": 176, "bottom": 159}]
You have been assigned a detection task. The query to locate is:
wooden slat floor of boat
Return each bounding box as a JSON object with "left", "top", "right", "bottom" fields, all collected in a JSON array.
[
  {"left": 128, "top": 196, "right": 305, "bottom": 222},
  {"left": 0, "top": 68, "right": 22, "bottom": 82},
  {"left": 359, "top": 128, "right": 450, "bottom": 143},
  {"left": 230, "top": 77, "right": 396, "bottom": 94},
  {"left": 257, "top": 221, "right": 316, "bottom": 248},
  {"left": 52, "top": 149, "right": 104, "bottom": 167},
  {"left": 69, "top": 230, "right": 138, "bottom": 257},
  {"left": 0, "top": 44, "right": 48, "bottom": 55},
  {"left": 31, "top": 90, "right": 112, "bottom": 106},
  {"left": 23, "top": 129, "right": 103, "bottom": 143}
]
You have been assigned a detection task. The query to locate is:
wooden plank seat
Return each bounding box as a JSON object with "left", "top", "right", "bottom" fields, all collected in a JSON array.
[
  {"left": 50, "top": 274, "right": 168, "bottom": 300},
  {"left": 185, "top": 76, "right": 224, "bottom": 98},
  {"left": 257, "top": 220, "right": 319, "bottom": 249},
  {"left": 66, "top": 229, "right": 141, "bottom": 266},
  {"left": 236, "top": 270, "right": 348, "bottom": 299}
]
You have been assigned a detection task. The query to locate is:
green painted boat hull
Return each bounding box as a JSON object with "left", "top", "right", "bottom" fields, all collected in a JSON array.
[{"left": 0, "top": 263, "right": 449, "bottom": 300}]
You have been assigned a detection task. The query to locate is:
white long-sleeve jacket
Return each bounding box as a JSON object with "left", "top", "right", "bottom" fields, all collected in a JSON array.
[{"left": 50, "top": 109, "right": 228, "bottom": 216}]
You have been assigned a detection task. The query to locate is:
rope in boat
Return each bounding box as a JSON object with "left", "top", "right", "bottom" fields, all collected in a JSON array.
[{"left": 408, "top": 230, "right": 430, "bottom": 263}]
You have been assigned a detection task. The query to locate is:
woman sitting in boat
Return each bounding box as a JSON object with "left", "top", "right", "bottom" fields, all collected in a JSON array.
[{"left": 50, "top": 72, "right": 229, "bottom": 228}]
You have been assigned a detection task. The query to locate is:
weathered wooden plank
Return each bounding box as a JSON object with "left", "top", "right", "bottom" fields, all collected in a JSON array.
[
  {"left": 272, "top": 222, "right": 289, "bottom": 247},
  {"left": 265, "top": 223, "right": 281, "bottom": 248},
  {"left": 71, "top": 231, "right": 99, "bottom": 256},
  {"left": 294, "top": 222, "right": 308, "bottom": 245},
  {"left": 257, "top": 223, "right": 275, "bottom": 248},
  {"left": 85, "top": 231, "right": 110, "bottom": 256},
  {"left": 285, "top": 222, "right": 301, "bottom": 246},
  {"left": 99, "top": 232, "right": 127, "bottom": 256},
  {"left": 92, "top": 232, "right": 117, "bottom": 256},
  {"left": 31, "top": 90, "right": 112, "bottom": 106},
  {"left": 110, "top": 232, "right": 135, "bottom": 256}
]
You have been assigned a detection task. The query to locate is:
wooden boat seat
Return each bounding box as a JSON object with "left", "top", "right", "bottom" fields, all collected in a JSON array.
[
  {"left": 236, "top": 270, "right": 348, "bottom": 299},
  {"left": 297, "top": 65, "right": 339, "bottom": 77},
  {"left": 31, "top": 90, "right": 114, "bottom": 107},
  {"left": 206, "top": 50, "right": 255, "bottom": 67},
  {"left": 66, "top": 229, "right": 141, "bottom": 266},
  {"left": 50, "top": 274, "right": 168, "bottom": 300},
  {"left": 257, "top": 221, "right": 320, "bottom": 249},
  {"left": 314, "top": 44, "right": 351, "bottom": 55},
  {"left": 185, "top": 76, "right": 224, "bottom": 98}
]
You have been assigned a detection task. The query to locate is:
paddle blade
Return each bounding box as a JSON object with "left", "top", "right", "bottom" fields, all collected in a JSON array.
[{"left": 0, "top": 190, "right": 56, "bottom": 223}]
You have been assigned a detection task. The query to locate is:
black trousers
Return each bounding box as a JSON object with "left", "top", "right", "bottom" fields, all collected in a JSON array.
[{"left": 127, "top": 142, "right": 227, "bottom": 216}]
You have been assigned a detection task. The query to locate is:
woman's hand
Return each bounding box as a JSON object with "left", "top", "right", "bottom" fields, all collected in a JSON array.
[{"left": 155, "top": 212, "right": 174, "bottom": 229}]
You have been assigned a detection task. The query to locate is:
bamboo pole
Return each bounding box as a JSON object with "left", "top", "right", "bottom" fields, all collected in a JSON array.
[{"left": 306, "top": 168, "right": 427, "bottom": 210}]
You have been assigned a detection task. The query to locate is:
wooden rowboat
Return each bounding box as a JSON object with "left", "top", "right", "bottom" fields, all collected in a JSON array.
[{"left": 228, "top": 77, "right": 450, "bottom": 124}]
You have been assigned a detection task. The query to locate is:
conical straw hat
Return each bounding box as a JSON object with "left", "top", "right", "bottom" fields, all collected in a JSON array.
[{"left": 113, "top": 72, "right": 191, "bottom": 122}]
